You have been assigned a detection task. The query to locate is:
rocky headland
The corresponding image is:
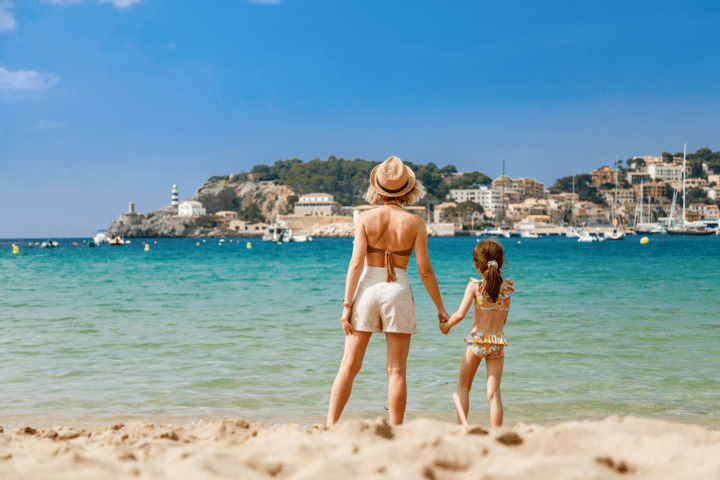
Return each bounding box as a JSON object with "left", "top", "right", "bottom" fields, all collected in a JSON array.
[{"left": 107, "top": 180, "right": 295, "bottom": 238}]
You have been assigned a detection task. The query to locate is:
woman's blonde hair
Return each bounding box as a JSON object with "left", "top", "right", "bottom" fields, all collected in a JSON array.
[{"left": 363, "top": 181, "right": 426, "bottom": 205}]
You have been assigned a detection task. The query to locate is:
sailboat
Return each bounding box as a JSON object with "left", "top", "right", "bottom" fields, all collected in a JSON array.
[
  {"left": 604, "top": 156, "right": 626, "bottom": 240},
  {"left": 565, "top": 171, "right": 582, "bottom": 238},
  {"left": 633, "top": 181, "right": 666, "bottom": 235},
  {"left": 667, "top": 144, "right": 714, "bottom": 236}
]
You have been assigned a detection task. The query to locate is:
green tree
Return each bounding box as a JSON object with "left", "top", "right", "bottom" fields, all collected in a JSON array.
[
  {"left": 250, "top": 164, "right": 278, "bottom": 181},
  {"left": 241, "top": 203, "right": 265, "bottom": 223}
]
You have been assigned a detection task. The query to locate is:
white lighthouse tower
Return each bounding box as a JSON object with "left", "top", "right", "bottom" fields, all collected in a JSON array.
[{"left": 171, "top": 184, "right": 179, "bottom": 208}]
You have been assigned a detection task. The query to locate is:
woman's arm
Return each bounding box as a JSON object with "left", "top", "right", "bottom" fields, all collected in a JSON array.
[
  {"left": 413, "top": 216, "right": 448, "bottom": 320},
  {"left": 340, "top": 217, "right": 367, "bottom": 335},
  {"left": 440, "top": 281, "right": 475, "bottom": 334}
]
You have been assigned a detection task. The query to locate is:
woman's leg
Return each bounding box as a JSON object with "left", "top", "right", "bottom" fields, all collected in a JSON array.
[
  {"left": 457, "top": 347, "right": 482, "bottom": 424},
  {"left": 385, "top": 332, "right": 411, "bottom": 425},
  {"left": 485, "top": 356, "right": 504, "bottom": 428},
  {"left": 327, "top": 331, "right": 372, "bottom": 427}
]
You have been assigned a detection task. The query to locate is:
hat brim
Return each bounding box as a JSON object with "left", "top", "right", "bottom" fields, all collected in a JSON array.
[{"left": 369, "top": 163, "right": 417, "bottom": 198}]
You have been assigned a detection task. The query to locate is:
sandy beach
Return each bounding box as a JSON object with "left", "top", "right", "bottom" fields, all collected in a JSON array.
[{"left": 0, "top": 415, "right": 718, "bottom": 479}]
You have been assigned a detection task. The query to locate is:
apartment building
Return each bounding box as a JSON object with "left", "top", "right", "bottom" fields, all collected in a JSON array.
[
  {"left": 603, "top": 188, "right": 636, "bottom": 206},
  {"left": 448, "top": 187, "right": 504, "bottom": 218},
  {"left": 646, "top": 164, "right": 691, "bottom": 183},
  {"left": 626, "top": 172, "right": 651, "bottom": 185},
  {"left": 591, "top": 166, "right": 617, "bottom": 184},
  {"left": 492, "top": 176, "right": 545, "bottom": 199},
  {"left": 689, "top": 203, "right": 720, "bottom": 220},
  {"left": 633, "top": 182, "right": 668, "bottom": 201}
]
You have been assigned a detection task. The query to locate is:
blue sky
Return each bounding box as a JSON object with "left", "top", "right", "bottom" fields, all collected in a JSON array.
[{"left": 1, "top": 0, "right": 719, "bottom": 237}]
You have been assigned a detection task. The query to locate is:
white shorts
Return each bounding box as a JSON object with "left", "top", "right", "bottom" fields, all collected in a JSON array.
[{"left": 351, "top": 266, "right": 416, "bottom": 335}]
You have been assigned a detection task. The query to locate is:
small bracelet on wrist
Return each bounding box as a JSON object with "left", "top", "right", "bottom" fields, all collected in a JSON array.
[{"left": 343, "top": 301, "right": 354, "bottom": 308}]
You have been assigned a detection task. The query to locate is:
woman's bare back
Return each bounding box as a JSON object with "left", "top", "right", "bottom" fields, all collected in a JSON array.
[{"left": 361, "top": 205, "right": 420, "bottom": 270}]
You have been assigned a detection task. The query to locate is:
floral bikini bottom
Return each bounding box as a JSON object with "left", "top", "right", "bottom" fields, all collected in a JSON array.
[{"left": 464, "top": 333, "right": 506, "bottom": 360}]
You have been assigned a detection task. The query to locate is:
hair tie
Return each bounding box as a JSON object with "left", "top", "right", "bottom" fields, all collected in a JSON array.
[{"left": 487, "top": 260, "right": 498, "bottom": 268}]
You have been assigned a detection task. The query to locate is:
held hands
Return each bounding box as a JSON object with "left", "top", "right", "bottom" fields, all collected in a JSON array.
[{"left": 438, "top": 309, "right": 451, "bottom": 335}]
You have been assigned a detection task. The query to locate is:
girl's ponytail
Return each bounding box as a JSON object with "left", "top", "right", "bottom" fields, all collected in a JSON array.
[{"left": 473, "top": 239, "right": 505, "bottom": 303}]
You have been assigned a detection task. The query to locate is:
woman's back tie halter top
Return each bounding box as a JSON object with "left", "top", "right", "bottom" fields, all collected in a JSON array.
[{"left": 366, "top": 245, "right": 413, "bottom": 282}]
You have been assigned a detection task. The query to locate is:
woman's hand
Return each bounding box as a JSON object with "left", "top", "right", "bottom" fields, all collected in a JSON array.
[
  {"left": 438, "top": 308, "right": 450, "bottom": 323},
  {"left": 341, "top": 306, "right": 354, "bottom": 336},
  {"left": 439, "top": 321, "right": 451, "bottom": 335}
]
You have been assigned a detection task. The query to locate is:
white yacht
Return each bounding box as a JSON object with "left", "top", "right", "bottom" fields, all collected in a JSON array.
[
  {"left": 565, "top": 227, "right": 581, "bottom": 238},
  {"left": 263, "top": 221, "right": 293, "bottom": 242},
  {"left": 94, "top": 230, "right": 110, "bottom": 245}
]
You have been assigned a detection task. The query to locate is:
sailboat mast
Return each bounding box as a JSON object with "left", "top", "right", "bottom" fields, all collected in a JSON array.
[
  {"left": 682, "top": 143, "right": 686, "bottom": 230},
  {"left": 571, "top": 170, "right": 575, "bottom": 227}
]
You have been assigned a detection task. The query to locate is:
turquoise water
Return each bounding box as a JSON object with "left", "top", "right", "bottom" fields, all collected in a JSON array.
[{"left": 1, "top": 236, "right": 719, "bottom": 427}]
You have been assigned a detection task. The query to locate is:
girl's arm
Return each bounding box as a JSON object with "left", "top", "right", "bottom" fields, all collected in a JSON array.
[
  {"left": 340, "top": 217, "right": 368, "bottom": 335},
  {"left": 439, "top": 281, "right": 476, "bottom": 334}
]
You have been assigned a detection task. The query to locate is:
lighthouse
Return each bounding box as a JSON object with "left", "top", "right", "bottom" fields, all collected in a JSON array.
[{"left": 172, "top": 185, "right": 179, "bottom": 207}]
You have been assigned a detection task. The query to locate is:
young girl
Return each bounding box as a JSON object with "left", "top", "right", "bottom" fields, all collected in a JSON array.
[{"left": 439, "top": 239, "right": 514, "bottom": 428}]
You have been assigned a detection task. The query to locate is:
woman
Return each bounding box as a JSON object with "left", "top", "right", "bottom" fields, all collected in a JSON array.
[{"left": 327, "top": 156, "right": 449, "bottom": 427}]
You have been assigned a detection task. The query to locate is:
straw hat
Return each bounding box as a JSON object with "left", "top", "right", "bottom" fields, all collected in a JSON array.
[{"left": 369, "top": 156, "right": 417, "bottom": 198}]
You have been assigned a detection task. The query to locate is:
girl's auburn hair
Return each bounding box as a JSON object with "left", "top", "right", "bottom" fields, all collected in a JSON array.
[{"left": 473, "top": 239, "right": 505, "bottom": 303}]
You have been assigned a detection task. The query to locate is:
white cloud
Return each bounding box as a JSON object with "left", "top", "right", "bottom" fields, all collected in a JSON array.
[
  {"left": 248, "top": 0, "right": 281, "bottom": 4},
  {"left": 43, "top": 0, "right": 142, "bottom": 8},
  {"left": 98, "top": 0, "right": 142, "bottom": 8},
  {"left": 0, "top": 0, "right": 16, "bottom": 32},
  {"left": 0, "top": 67, "right": 60, "bottom": 90},
  {"left": 35, "top": 120, "right": 69, "bottom": 130}
]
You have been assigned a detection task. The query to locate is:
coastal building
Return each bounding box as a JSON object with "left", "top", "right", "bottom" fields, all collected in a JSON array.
[
  {"left": 506, "top": 198, "right": 558, "bottom": 221},
  {"left": 178, "top": 200, "right": 206, "bottom": 216},
  {"left": 128, "top": 202, "right": 135, "bottom": 214},
  {"left": 634, "top": 181, "right": 667, "bottom": 201},
  {"left": 229, "top": 220, "right": 268, "bottom": 233},
  {"left": 647, "top": 164, "right": 690, "bottom": 184},
  {"left": 172, "top": 185, "right": 179, "bottom": 207},
  {"left": 708, "top": 174, "right": 720, "bottom": 185},
  {"left": 293, "top": 193, "right": 337, "bottom": 217},
  {"left": 704, "top": 186, "right": 720, "bottom": 201},
  {"left": 433, "top": 202, "right": 457, "bottom": 224},
  {"left": 626, "top": 172, "right": 651, "bottom": 185},
  {"left": 448, "top": 187, "right": 503, "bottom": 218},
  {"left": 591, "top": 166, "right": 617, "bottom": 185},
  {"left": 689, "top": 203, "right": 720, "bottom": 220},
  {"left": 603, "top": 188, "right": 636, "bottom": 206},
  {"left": 684, "top": 178, "right": 709, "bottom": 189},
  {"left": 572, "top": 201, "right": 601, "bottom": 224},
  {"left": 492, "top": 176, "right": 545, "bottom": 200},
  {"left": 215, "top": 211, "right": 239, "bottom": 221},
  {"left": 548, "top": 192, "right": 578, "bottom": 206}
]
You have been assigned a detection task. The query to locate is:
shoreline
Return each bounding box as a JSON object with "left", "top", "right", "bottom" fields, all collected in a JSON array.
[{"left": 1, "top": 415, "right": 719, "bottom": 479}]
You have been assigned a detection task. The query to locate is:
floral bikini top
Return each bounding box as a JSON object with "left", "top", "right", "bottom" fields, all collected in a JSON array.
[{"left": 470, "top": 277, "right": 514, "bottom": 311}]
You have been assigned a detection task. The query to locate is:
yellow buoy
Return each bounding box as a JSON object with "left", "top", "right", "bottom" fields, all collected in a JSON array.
[
  {"left": 13, "top": 245, "right": 19, "bottom": 254},
  {"left": 247, "top": 242, "right": 252, "bottom": 249},
  {"left": 145, "top": 244, "right": 150, "bottom": 251},
  {"left": 640, "top": 237, "right": 649, "bottom": 244}
]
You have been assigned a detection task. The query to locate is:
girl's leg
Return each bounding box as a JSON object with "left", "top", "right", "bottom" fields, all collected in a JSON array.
[
  {"left": 457, "top": 347, "right": 482, "bottom": 424},
  {"left": 485, "top": 356, "right": 504, "bottom": 428},
  {"left": 385, "top": 332, "right": 411, "bottom": 425},
  {"left": 327, "top": 331, "right": 372, "bottom": 427}
]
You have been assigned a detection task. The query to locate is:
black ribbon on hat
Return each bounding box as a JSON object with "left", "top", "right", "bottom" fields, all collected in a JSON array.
[{"left": 376, "top": 178, "right": 409, "bottom": 194}]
